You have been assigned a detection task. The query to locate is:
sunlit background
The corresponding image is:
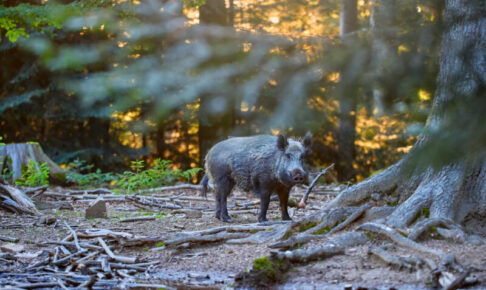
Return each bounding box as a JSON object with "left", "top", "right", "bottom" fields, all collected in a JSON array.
[{"left": 0, "top": 0, "right": 444, "bottom": 181}]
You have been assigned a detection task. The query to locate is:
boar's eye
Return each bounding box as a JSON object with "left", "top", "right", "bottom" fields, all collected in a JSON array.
[{"left": 285, "top": 153, "right": 291, "bottom": 159}]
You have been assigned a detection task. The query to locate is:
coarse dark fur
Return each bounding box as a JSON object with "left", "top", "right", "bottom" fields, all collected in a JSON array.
[{"left": 202, "top": 133, "right": 312, "bottom": 223}]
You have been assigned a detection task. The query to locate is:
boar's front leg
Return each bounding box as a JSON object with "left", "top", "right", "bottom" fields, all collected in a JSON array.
[
  {"left": 215, "top": 176, "right": 234, "bottom": 223},
  {"left": 256, "top": 187, "right": 272, "bottom": 223},
  {"left": 277, "top": 188, "right": 292, "bottom": 221}
]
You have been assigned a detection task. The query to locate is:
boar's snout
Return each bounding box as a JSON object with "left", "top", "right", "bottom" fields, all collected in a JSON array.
[{"left": 291, "top": 168, "right": 306, "bottom": 184}]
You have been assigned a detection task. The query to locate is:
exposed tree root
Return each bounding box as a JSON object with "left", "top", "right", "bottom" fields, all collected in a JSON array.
[
  {"left": 269, "top": 232, "right": 367, "bottom": 263},
  {"left": 269, "top": 207, "right": 358, "bottom": 249},
  {"left": 324, "top": 202, "right": 372, "bottom": 235},
  {"left": 356, "top": 222, "right": 443, "bottom": 266},
  {"left": 367, "top": 246, "right": 425, "bottom": 271},
  {"left": 325, "top": 160, "right": 404, "bottom": 208},
  {"left": 430, "top": 253, "right": 472, "bottom": 290},
  {"left": 408, "top": 217, "right": 463, "bottom": 241},
  {"left": 269, "top": 203, "right": 373, "bottom": 250}
]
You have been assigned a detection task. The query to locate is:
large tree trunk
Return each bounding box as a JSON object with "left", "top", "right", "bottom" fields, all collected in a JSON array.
[
  {"left": 328, "top": 0, "right": 486, "bottom": 229},
  {"left": 336, "top": 0, "right": 358, "bottom": 182},
  {"left": 369, "top": 0, "right": 397, "bottom": 115},
  {"left": 197, "top": 0, "right": 234, "bottom": 161}
]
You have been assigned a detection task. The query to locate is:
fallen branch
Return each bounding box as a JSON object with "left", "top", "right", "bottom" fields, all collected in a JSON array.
[
  {"left": 0, "top": 235, "right": 19, "bottom": 243},
  {"left": 66, "top": 188, "right": 113, "bottom": 195},
  {"left": 136, "top": 184, "right": 201, "bottom": 195},
  {"left": 164, "top": 231, "right": 249, "bottom": 246},
  {"left": 298, "top": 164, "right": 334, "bottom": 208},
  {"left": 127, "top": 195, "right": 182, "bottom": 210},
  {"left": 119, "top": 216, "right": 156, "bottom": 223},
  {"left": 97, "top": 237, "right": 137, "bottom": 264},
  {"left": 64, "top": 222, "right": 83, "bottom": 251}
]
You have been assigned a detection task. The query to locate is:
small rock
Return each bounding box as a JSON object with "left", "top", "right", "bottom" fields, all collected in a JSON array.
[
  {"left": 184, "top": 210, "right": 202, "bottom": 219},
  {"left": 85, "top": 197, "right": 107, "bottom": 219},
  {"left": 1, "top": 243, "right": 25, "bottom": 254},
  {"left": 468, "top": 234, "right": 483, "bottom": 245},
  {"left": 344, "top": 284, "right": 353, "bottom": 290},
  {"left": 38, "top": 215, "right": 57, "bottom": 225}
]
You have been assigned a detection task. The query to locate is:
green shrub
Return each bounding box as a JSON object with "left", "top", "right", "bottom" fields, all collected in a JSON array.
[
  {"left": 66, "top": 159, "right": 117, "bottom": 186},
  {"left": 15, "top": 160, "right": 49, "bottom": 186},
  {"left": 117, "top": 159, "right": 202, "bottom": 193}
]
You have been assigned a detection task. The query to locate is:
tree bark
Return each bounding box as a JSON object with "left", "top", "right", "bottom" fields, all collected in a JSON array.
[
  {"left": 336, "top": 0, "right": 358, "bottom": 182},
  {"left": 328, "top": 0, "right": 486, "bottom": 229},
  {"left": 0, "top": 143, "right": 67, "bottom": 183},
  {"left": 198, "top": 0, "right": 234, "bottom": 161},
  {"left": 369, "top": 0, "right": 397, "bottom": 115}
]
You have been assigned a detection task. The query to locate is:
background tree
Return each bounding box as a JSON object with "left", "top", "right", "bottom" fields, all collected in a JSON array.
[
  {"left": 335, "top": 0, "right": 359, "bottom": 182},
  {"left": 0, "top": 0, "right": 445, "bottom": 183}
]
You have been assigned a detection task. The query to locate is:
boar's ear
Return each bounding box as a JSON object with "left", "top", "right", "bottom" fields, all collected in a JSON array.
[
  {"left": 277, "top": 134, "right": 289, "bottom": 151},
  {"left": 303, "top": 132, "right": 312, "bottom": 156}
]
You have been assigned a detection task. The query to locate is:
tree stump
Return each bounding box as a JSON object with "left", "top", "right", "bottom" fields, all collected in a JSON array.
[{"left": 0, "top": 143, "right": 67, "bottom": 184}]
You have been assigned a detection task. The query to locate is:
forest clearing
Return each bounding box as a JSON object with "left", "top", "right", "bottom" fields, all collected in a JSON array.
[{"left": 1, "top": 0, "right": 486, "bottom": 288}]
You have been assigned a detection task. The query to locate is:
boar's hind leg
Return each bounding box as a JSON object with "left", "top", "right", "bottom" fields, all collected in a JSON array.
[
  {"left": 215, "top": 177, "right": 234, "bottom": 223},
  {"left": 277, "top": 189, "right": 292, "bottom": 221}
]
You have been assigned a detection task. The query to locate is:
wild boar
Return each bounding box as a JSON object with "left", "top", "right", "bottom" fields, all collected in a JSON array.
[{"left": 201, "top": 133, "right": 312, "bottom": 222}]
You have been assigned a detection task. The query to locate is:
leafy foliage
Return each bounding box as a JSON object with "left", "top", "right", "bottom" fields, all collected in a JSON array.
[
  {"left": 15, "top": 160, "right": 49, "bottom": 187},
  {"left": 0, "top": 3, "right": 76, "bottom": 42},
  {"left": 117, "top": 159, "right": 202, "bottom": 193},
  {"left": 66, "top": 161, "right": 117, "bottom": 187}
]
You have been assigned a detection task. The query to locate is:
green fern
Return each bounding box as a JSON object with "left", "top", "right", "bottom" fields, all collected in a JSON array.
[
  {"left": 15, "top": 160, "right": 49, "bottom": 186},
  {"left": 117, "top": 159, "right": 202, "bottom": 194}
]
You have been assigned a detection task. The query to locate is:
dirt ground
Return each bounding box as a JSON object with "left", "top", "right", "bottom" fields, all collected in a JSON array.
[{"left": 1, "top": 186, "right": 485, "bottom": 289}]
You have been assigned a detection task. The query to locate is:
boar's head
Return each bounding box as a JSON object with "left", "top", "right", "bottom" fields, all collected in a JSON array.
[{"left": 275, "top": 132, "right": 312, "bottom": 187}]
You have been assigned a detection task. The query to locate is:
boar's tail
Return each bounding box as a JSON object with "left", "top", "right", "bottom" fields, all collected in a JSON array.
[{"left": 200, "top": 175, "right": 209, "bottom": 199}]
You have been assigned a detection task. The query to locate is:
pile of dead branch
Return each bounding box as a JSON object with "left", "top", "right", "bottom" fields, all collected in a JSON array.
[{"left": 0, "top": 222, "right": 170, "bottom": 289}]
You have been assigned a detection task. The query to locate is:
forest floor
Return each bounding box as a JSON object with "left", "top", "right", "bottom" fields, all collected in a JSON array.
[{"left": 1, "top": 185, "right": 485, "bottom": 289}]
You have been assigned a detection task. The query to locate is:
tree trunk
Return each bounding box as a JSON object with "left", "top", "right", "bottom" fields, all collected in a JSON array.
[
  {"left": 369, "top": 0, "right": 397, "bottom": 115},
  {"left": 328, "top": 0, "right": 486, "bottom": 229},
  {"left": 0, "top": 143, "right": 67, "bottom": 184},
  {"left": 198, "top": 0, "right": 233, "bottom": 161},
  {"left": 336, "top": 0, "right": 358, "bottom": 182}
]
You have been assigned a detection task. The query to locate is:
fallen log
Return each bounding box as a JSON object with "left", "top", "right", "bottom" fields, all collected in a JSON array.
[{"left": 0, "top": 184, "right": 40, "bottom": 215}]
